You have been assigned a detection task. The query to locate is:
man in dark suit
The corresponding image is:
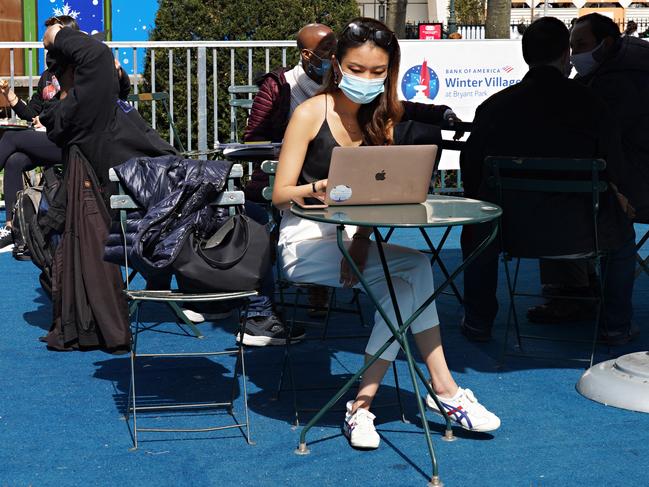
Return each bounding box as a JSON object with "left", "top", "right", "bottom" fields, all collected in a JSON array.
[
  {"left": 531, "top": 13, "right": 649, "bottom": 323},
  {"left": 458, "top": 16, "right": 637, "bottom": 346}
]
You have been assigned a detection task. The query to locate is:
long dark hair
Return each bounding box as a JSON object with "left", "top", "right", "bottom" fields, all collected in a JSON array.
[{"left": 322, "top": 17, "right": 404, "bottom": 146}]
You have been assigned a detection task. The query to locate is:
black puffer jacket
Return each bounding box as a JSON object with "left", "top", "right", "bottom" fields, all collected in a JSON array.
[{"left": 104, "top": 156, "right": 233, "bottom": 277}]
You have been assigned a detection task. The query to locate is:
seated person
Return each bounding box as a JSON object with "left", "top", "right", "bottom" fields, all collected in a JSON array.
[
  {"left": 2, "top": 17, "right": 88, "bottom": 252},
  {"left": 245, "top": 22, "right": 460, "bottom": 320},
  {"left": 0, "top": 15, "right": 130, "bottom": 255},
  {"left": 243, "top": 23, "right": 337, "bottom": 320},
  {"left": 244, "top": 23, "right": 336, "bottom": 146},
  {"left": 532, "top": 13, "right": 649, "bottom": 322},
  {"left": 273, "top": 17, "right": 500, "bottom": 451},
  {"left": 459, "top": 17, "right": 637, "bottom": 346},
  {"left": 40, "top": 22, "right": 301, "bottom": 347}
]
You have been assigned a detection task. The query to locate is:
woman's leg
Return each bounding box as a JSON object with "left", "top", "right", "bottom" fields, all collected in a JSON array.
[
  {"left": 4, "top": 152, "right": 32, "bottom": 224},
  {"left": 0, "top": 131, "right": 21, "bottom": 172},
  {"left": 284, "top": 236, "right": 448, "bottom": 408},
  {"left": 1, "top": 130, "right": 62, "bottom": 167},
  {"left": 0, "top": 130, "right": 62, "bottom": 224},
  {"left": 412, "top": 326, "right": 458, "bottom": 397},
  {"left": 349, "top": 245, "right": 498, "bottom": 435}
]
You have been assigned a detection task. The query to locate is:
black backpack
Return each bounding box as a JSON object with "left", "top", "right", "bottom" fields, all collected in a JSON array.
[
  {"left": 12, "top": 167, "right": 63, "bottom": 297},
  {"left": 11, "top": 183, "right": 42, "bottom": 260}
]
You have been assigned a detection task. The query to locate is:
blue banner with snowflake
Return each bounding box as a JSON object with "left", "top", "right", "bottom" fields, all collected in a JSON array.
[
  {"left": 112, "top": 0, "right": 157, "bottom": 75},
  {"left": 37, "top": 1, "right": 104, "bottom": 39}
]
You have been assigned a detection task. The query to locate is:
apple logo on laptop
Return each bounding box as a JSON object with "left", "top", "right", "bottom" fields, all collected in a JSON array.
[{"left": 375, "top": 170, "right": 386, "bottom": 181}]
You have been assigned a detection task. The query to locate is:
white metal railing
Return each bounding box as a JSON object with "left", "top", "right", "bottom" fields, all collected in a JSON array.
[
  {"left": 0, "top": 39, "right": 465, "bottom": 192},
  {"left": 0, "top": 40, "right": 297, "bottom": 151}
]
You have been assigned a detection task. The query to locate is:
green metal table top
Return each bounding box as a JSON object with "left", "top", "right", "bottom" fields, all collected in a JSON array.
[{"left": 290, "top": 195, "right": 502, "bottom": 228}]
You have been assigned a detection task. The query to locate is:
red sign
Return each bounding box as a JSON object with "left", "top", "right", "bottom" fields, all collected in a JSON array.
[{"left": 419, "top": 23, "right": 443, "bottom": 40}]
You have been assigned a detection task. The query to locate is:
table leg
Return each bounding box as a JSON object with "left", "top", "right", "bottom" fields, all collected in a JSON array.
[
  {"left": 296, "top": 221, "right": 499, "bottom": 485},
  {"left": 420, "top": 227, "right": 463, "bottom": 305},
  {"left": 372, "top": 227, "right": 442, "bottom": 485}
]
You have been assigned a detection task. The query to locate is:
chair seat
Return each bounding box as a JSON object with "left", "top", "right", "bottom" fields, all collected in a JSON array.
[
  {"left": 539, "top": 251, "right": 599, "bottom": 260},
  {"left": 125, "top": 289, "right": 257, "bottom": 302}
]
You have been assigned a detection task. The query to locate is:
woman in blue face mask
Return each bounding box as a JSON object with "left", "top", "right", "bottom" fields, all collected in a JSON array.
[{"left": 272, "top": 17, "right": 500, "bottom": 450}]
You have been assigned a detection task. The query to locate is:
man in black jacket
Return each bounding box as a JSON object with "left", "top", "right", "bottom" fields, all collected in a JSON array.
[
  {"left": 39, "top": 24, "right": 304, "bottom": 347},
  {"left": 36, "top": 23, "right": 176, "bottom": 351},
  {"left": 39, "top": 24, "right": 176, "bottom": 187},
  {"left": 530, "top": 14, "right": 649, "bottom": 323},
  {"left": 459, "top": 17, "right": 637, "bottom": 346},
  {"left": 0, "top": 16, "right": 132, "bottom": 254}
]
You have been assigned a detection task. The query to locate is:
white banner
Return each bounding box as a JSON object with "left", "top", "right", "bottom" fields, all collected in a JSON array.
[{"left": 398, "top": 39, "right": 528, "bottom": 168}]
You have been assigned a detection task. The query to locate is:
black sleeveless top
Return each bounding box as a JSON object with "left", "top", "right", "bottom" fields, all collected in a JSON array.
[
  {"left": 298, "top": 98, "right": 443, "bottom": 185},
  {"left": 298, "top": 118, "right": 340, "bottom": 185}
]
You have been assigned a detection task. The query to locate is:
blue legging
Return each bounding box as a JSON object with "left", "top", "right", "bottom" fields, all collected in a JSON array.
[{"left": 0, "top": 130, "right": 61, "bottom": 222}]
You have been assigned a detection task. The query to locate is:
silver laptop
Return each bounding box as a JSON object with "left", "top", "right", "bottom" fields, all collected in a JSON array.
[{"left": 324, "top": 145, "right": 438, "bottom": 206}]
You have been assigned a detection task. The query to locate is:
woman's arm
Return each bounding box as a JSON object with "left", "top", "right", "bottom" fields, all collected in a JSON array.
[
  {"left": 272, "top": 98, "right": 325, "bottom": 210},
  {"left": 0, "top": 80, "right": 35, "bottom": 120}
]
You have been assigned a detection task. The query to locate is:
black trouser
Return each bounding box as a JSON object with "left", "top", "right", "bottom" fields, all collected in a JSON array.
[
  {"left": 461, "top": 223, "right": 636, "bottom": 334},
  {"left": 0, "top": 130, "right": 62, "bottom": 221},
  {"left": 539, "top": 259, "right": 593, "bottom": 288}
]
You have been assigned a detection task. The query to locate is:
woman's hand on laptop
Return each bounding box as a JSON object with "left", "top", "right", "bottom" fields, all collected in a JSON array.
[
  {"left": 340, "top": 231, "right": 372, "bottom": 287},
  {"left": 310, "top": 179, "right": 327, "bottom": 202}
]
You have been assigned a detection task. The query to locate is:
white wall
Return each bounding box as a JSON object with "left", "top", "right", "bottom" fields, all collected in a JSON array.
[{"left": 356, "top": 0, "right": 432, "bottom": 23}]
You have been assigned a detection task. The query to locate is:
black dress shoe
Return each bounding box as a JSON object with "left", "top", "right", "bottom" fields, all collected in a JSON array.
[
  {"left": 460, "top": 317, "right": 492, "bottom": 343},
  {"left": 599, "top": 323, "right": 640, "bottom": 346},
  {"left": 527, "top": 299, "right": 596, "bottom": 324},
  {"left": 12, "top": 245, "right": 32, "bottom": 261}
]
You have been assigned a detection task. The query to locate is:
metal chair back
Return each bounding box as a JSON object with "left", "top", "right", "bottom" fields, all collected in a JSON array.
[
  {"left": 486, "top": 156, "right": 607, "bottom": 259},
  {"left": 485, "top": 156, "right": 609, "bottom": 366},
  {"left": 228, "top": 85, "right": 259, "bottom": 142}
]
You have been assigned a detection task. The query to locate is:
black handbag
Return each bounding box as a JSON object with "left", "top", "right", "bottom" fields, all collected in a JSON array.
[{"left": 173, "top": 213, "right": 270, "bottom": 292}]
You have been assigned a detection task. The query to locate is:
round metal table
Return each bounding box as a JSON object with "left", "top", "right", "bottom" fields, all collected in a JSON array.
[
  {"left": 0, "top": 122, "right": 31, "bottom": 132},
  {"left": 291, "top": 195, "right": 502, "bottom": 487}
]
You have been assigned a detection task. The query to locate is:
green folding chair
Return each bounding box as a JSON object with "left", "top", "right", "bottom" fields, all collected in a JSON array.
[
  {"left": 228, "top": 85, "right": 259, "bottom": 143},
  {"left": 109, "top": 163, "right": 258, "bottom": 449},
  {"left": 485, "top": 156, "right": 610, "bottom": 367}
]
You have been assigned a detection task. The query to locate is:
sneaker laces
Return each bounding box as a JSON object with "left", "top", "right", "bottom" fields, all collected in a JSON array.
[
  {"left": 453, "top": 388, "right": 488, "bottom": 416},
  {"left": 349, "top": 408, "right": 376, "bottom": 433}
]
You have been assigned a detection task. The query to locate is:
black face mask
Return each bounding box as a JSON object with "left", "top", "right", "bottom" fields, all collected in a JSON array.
[
  {"left": 302, "top": 51, "right": 331, "bottom": 85},
  {"left": 304, "top": 62, "right": 323, "bottom": 84}
]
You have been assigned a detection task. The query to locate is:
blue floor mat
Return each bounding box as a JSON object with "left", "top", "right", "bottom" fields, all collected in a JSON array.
[{"left": 2, "top": 217, "right": 649, "bottom": 486}]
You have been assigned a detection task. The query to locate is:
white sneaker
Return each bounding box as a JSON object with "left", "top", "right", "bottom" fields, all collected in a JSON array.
[
  {"left": 182, "top": 309, "right": 205, "bottom": 323},
  {"left": 426, "top": 387, "right": 501, "bottom": 432},
  {"left": 343, "top": 401, "right": 381, "bottom": 449},
  {"left": 183, "top": 308, "right": 233, "bottom": 323}
]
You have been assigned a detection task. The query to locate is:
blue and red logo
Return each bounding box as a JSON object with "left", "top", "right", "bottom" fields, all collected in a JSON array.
[{"left": 401, "top": 60, "right": 440, "bottom": 102}]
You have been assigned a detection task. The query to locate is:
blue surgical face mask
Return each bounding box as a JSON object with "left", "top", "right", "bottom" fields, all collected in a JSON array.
[
  {"left": 337, "top": 61, "right": 386, "bottom": 104},
  {"left": 570, "top": 41, "right": 604, "bottom": 77}
]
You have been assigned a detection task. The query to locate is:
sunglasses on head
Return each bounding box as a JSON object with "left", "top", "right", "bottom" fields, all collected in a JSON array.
[{"left": 342, "top": 22, "right": 395, "bottom": 49}]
